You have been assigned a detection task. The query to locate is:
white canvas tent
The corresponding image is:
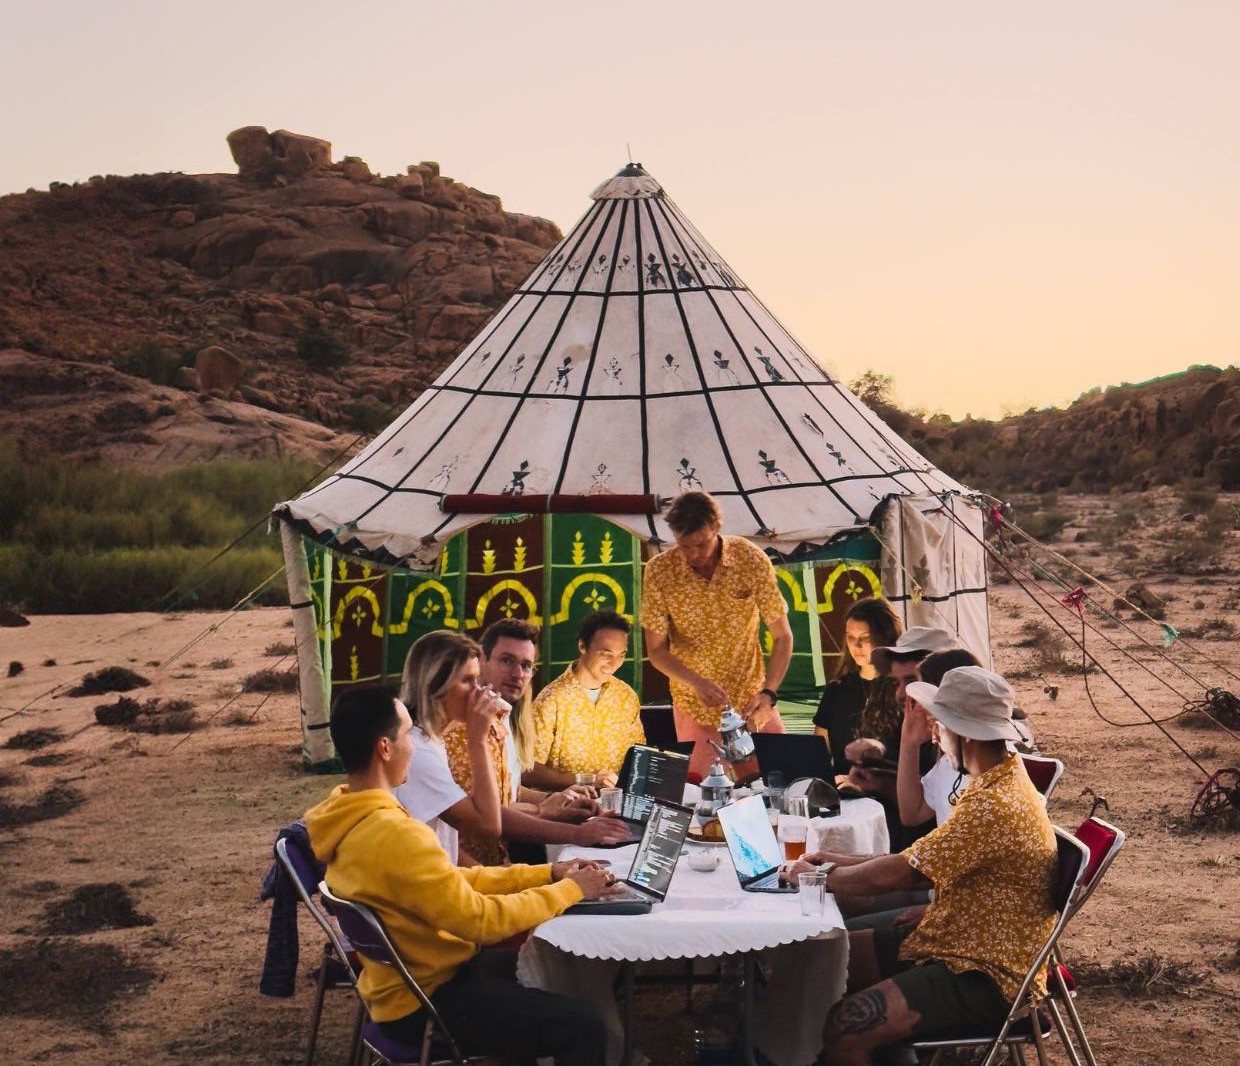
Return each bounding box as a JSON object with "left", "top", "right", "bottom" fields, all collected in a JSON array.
[{"left": 276, "top": 164, "right": 991, "bottom": 767}]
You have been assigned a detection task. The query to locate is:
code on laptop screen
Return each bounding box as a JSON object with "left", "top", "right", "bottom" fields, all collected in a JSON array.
[
  {"left": 622, "top": 746, "right": 689, "bottom": 822},
  {"left": 628, "top": 802, "right": 692, "bottom": 897}
]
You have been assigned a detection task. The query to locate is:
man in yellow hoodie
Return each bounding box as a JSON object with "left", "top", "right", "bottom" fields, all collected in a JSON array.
[{"left": 305, "top": 684, "right": 610, "bottom": 1064}]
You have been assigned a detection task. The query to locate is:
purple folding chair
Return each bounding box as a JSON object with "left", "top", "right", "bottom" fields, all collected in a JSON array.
[
  {"left": 317, "top": 881, "right": 500, "bottom": 1066},
  {"left": 274, "top": 836, "right": 364, "bottom": 1066}
]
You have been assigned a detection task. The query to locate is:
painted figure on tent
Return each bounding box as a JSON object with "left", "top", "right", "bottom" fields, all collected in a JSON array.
[{"left": 641, "top": 490, "right": 794, "bottom": 777}]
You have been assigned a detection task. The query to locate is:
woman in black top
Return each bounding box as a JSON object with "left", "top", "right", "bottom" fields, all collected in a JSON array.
[{"left": 813, "top": 597, "right": 902, "bottom": 778}]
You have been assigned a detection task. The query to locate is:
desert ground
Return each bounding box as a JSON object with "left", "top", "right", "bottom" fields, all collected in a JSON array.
[{"left": 1, "top": 488, "right": 1238, "bottom": 1065}]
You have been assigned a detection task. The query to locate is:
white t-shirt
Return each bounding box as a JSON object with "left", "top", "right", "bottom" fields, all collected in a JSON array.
[
  {"left": 392, "top": 725, "right": 467, "bottom": 863},
  {"left": 921, "top": 757, "right": 970, "bottom": 826},
  {"left": 504, "top": 728, "right": 522, "bottom": 804}
]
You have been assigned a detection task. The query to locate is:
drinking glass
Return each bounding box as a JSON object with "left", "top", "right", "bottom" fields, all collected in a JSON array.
[
  {"left": 783, "top": 794, "right": 810, "bottom": 819},
  {"left": 599, "top": 787, "right": 623, "bottom": 815},
  {"left": 798, "top": 870, "right": 826, "bottom": 917},
  {"left": 574, "top": 771, "right": 598, "bottom": 792},
  {"left": 781, "top": 822, "right": 808, "bottom": 861}
]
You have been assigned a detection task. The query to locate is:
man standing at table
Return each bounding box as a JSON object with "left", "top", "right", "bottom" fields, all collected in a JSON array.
[{"left": 641, "top": 490, "right": 793, "bottom": 777}]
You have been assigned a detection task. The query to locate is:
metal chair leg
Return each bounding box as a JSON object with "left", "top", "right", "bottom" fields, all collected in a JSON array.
[
  {"left": 1045, "top": 996, "right": 1084, "bottom": 1066},
  {"left": 347, "top": 997, "right": 365, "bottom": 1066},
  {"left": 304, "top": 944, "right": 331, "bottom": 1066}
]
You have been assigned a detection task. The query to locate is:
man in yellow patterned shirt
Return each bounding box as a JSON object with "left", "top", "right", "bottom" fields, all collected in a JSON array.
[
  {"left": 640, "top": 491, "right": 793, "bottom": 777},
  {"left": 785, "top": 667, "right": 1058, "bottom": 1064},
  {"left": 528, "top": 611, "right": 645, "bottom": 789}
]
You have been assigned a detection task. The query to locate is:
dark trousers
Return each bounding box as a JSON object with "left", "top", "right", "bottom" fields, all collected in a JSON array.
[{"left": 380, "top": 947, "right": 604, "bottom": 1066}]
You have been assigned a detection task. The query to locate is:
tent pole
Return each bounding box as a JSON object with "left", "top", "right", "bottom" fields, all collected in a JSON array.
[{"left": 281, "top": 521, "right": 334, "bottom": 769}]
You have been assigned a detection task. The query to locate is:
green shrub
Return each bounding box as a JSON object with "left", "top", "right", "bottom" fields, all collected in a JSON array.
[
  {"left": 1019, "top": 508, "right": 1071, "bottom": 541},
  {"left": 343, "top": 400, "right": 391, "bottom": 435},
  {"left": 0, "top": 544, "right": 287, "bottom": 613},
  {"left": 296, "top": 321, "right": 347, "bottom": 369}
]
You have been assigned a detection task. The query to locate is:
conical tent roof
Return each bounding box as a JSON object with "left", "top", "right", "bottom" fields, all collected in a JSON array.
[{"left": 278, "top": 164, "right": 967, "bottom": 566}]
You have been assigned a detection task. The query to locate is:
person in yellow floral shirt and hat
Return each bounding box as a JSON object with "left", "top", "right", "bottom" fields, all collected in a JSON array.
[
  {"left": 527, "top": 611, "right": 645, "bottom": 789},
  {"left": 641, "top": 491, "right": 794, "bottom": 777},
  {"left": 784, "top": 666, "right": 1058, "bottom": 1065}
]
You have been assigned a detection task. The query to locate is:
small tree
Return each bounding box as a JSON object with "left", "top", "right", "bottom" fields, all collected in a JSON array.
[{"left": 849, "top": 369, "right": 895, "bottom": 409}]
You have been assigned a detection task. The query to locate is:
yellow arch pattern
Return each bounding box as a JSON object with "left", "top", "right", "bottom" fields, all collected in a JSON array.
[
  {"left": 390, "top": 579, "right": 460, "bottom": 634},
  {"left": 818, "top": 563, "right": 881, "bottom": 614},
  {"left": 466, "top": 579, "right": 542, "bottom": 630},
  {"left": 332, "top": 585, "right": 386, "bottom": 639},
  {"left": 548, "top": 573, "right": 631, "bottom": 626},
  {"left": 776, "top": 568, "right": 810, "bottom": 613}
]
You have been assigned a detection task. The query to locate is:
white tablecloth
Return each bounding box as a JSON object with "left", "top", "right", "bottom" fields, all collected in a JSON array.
[
  {"left": 807, "top": 796, "right": 890, "bottom": 856},
  {"left": 518, "top": 840, "right": 849, "bottom": 1066}
]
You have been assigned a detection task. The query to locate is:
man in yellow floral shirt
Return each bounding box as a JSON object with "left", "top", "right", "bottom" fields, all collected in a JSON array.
[
  {"left": 641, "top": 491, "right": 793, "bottom": 776},
  {"left": 785, "top": 667, "right": 1058, "bottom": 1064},
  {"left": 528, "top": 611, "right": 645, "bottom": 789}
]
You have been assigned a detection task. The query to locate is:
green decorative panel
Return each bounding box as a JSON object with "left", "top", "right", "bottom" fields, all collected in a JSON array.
[{"left": 304, "top": 525, "right": 881, "bottom": 707}]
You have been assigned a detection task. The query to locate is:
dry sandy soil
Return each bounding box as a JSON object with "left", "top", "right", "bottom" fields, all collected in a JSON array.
[{"left": 1, "top": 488, "right": 1238, "bottom": 1065}]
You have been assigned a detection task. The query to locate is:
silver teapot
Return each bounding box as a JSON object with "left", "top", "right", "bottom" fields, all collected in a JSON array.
[
  {"left": 717, "top": 705, "right": 755, "bottom": 762},
  {"left": 694, "top": 756, "right": 734, "bottom": 830}
]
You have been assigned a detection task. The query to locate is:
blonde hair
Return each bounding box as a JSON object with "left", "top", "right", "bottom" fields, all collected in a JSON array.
[{"left": 399, "top": 630, "right": 481, "bottom": 739}]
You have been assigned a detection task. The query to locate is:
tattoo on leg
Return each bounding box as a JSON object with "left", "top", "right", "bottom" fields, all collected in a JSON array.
[{"left": 831, "top": 989, "right": 889, "bottom": 1034}]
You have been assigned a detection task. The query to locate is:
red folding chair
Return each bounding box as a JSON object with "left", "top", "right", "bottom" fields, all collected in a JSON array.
[
  {"left": 1020, "top": 753, "right": 1065, "bottom": 801},
  {"left": 1045, "top": 817, "right": 1127, "bottom": 1066}
]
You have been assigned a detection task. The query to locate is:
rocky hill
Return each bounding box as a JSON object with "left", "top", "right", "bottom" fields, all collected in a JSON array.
[
  {"left": 2, "top": 129, "right": 1238, "bottom": 491},
  {"left": 883, "top": 365, "right": 1240, "bottom": 493},
  {"left": 0, "top": 127, "right": 560, "bottom": 465}
]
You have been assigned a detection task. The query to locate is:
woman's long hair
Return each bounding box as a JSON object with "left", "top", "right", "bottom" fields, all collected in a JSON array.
[
  {"left": 833, "top": 596, "right": 903, "bottom": 679},
  {"left": 399, "top": 630, "right": 482, "bottom": 740}
]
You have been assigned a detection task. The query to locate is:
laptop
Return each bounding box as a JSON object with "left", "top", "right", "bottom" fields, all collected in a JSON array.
[
  {"left": 565, "top": 799, "right": 693, "bottom": 914},
  {"left": 716, "top": 795, "right": 796, "bottom": 894},
  {"left": 752, "top": 733, "right": 834, "bottom": 783},
  {"left": 594, "top": 744, "right": 691, "bottom": 847}
]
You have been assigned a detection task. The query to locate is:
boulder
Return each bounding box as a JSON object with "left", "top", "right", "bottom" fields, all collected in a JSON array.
[
  {"left": 227, "top": 126, "right": 331, "bottom": 184},
  {"left": 173, "top": 366, "right": 199, "bottom": 390},
  {"left": 227, "top": 126, "right": 275, "bottom": 179},
  {"left": 362, "top": 201, "right": 437, "bottom": 243},
  {"left": 270, "top": 129, "right": 331, "bottom": 179},
  {"left": 1124, "top": 582, "right": 1166, "bottom": 620},
  {"left": 340, "top": 157, "right": 373, "bottom": 182},
  {"left": 195, "top": 345, "right": 245, "bottom": 395},
  {"left": 169, "top": 209, "right": 196, "bottom": 229}
]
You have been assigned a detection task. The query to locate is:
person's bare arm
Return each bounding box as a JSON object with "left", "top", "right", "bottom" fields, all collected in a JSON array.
[
  {"left": 501, "top": 806, "right": 632, "bottom": 846},
  {"left": 740, "top": 614, "right": 793, "bottom": 720},
  {"left": 524, "top": 761, "right": 577, "bottom": 790},
  {"left": 438, "top": 689, "right": 504, "bottom": 839},
  {"left": 643, "top": 627, "right": 729, "bottom": 706},
  {"left": 897, "top": 703, "right": 936, "bottom": 827}
]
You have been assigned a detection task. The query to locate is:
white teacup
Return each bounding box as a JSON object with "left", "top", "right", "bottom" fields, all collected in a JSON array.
[{"left": 686, "top": 846, "right": 721, "bottom": 872}]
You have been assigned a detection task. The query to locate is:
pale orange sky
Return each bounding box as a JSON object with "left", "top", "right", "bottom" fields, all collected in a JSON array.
[{"left": 2, "top": 1, "right": 1236, "bottom": 418}]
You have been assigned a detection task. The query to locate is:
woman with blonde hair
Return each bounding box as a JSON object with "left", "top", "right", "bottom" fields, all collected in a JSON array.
[{"left": 392, "top": 630, "right": 508, "bottom": 864}]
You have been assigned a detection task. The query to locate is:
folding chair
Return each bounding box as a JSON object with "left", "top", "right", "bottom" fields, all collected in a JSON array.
[
  {"left": 906, "top": 825, "right": 1091, "bottom": 1066},
  {"left": 317, "top": 882, "right": 498, "bottom": 1066},
  {"left": 274, "top": 836, "right": 364, "bottom": 1066},
  {"left": 1020, "top": 753, "right": 1065, "bottom": 801},
  {"left": 1045, "top": 817, "right": 1127, "bottom": 1066}
]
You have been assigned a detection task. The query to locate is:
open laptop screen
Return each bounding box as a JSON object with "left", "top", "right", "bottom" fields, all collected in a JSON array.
[
  {"left": 626, "top": 800, "right": 692, "bottom": 900},
  {"left": 621, "top": 745, "right": 690, "bottom": 823},
  {"left": 717, "top": 795, "right": 784, "bottom": 883}
]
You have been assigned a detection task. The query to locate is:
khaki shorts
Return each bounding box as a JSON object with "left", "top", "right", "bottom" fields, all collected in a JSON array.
[{"left": 871, "top": 926, "right": 1009, "bottom": 1037}]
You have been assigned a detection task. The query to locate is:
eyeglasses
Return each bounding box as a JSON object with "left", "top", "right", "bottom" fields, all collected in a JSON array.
[{"left": 498, "top": 655, "right": 536, "bottom": 674}]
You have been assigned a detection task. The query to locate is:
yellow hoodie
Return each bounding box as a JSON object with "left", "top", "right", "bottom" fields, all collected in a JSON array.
[{"left": 305, "top": 784, "right": 583, "bottom": 1021}]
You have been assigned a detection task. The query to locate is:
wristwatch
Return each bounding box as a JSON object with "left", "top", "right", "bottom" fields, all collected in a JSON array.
[
  {"left": 818, "top": 861, "right": 838, "bottom": 889},
  {"left": 759, "top": 687, "right": 779, "bottom": 706}
]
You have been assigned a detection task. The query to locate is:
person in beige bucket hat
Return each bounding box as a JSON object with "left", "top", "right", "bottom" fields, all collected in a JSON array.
[{"left": 785, "top": 664, "right": 1058, "bottom": 1064}]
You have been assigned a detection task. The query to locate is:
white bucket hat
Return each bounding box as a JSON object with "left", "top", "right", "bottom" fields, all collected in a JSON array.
[
  {"left": 905, "top": 666, "right": 1023, "bottom": 742},
  {"left": 870, "top": 626, "right": 959, "bottom": 674}
]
